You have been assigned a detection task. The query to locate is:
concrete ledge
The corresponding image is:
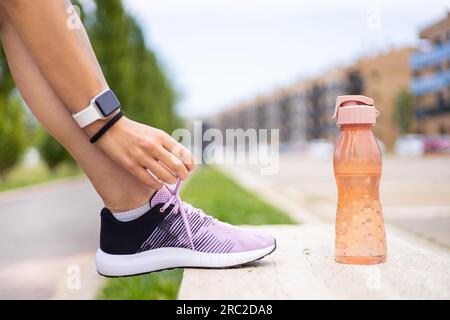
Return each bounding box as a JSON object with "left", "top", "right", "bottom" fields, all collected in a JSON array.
[{"left": 178, "top": 225, "right": 450, "bottom": 299}]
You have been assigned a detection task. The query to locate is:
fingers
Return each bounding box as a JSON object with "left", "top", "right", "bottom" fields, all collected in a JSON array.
[
  {"left": 160, "top": 132, "right": 196, "bottom": 172},
  {"left": 131, "top": 165, "right": 163, "bottom": 190},
  {"left": 142, "top": 157, "right": 177, "bottom": 184},
  {"left": 154, "top": 147, "right": 190, "bottom": 180}
]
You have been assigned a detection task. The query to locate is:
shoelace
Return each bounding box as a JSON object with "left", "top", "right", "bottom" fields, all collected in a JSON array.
[{"left": 159, "top": 179, "right": 206, "bottom": 250}]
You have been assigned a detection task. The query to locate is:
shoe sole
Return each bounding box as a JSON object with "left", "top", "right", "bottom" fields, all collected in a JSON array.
[{"left": 96, "top": 240, "right": 277, "bottom": 278}]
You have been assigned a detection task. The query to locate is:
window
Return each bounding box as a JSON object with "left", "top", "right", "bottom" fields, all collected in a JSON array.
[
  {"left": 433, "top": 36, "right": 442, "bottom": 46},
  {"left": 434, "top": 64, "right": 442, "bottom": 72}
]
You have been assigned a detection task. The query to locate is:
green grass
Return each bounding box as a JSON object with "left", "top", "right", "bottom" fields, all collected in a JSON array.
[
  {"left": 180, "top": 166, "right": 294, "bottom": 225},
  {"left": 0, "top": 163, "right": 82, "bottom": 193},
  {"left": 97, "top": 166, "right": 295, "bottom": 300},
  {"left": 96, "top": 269, "right": 183, "bottom": 300}
]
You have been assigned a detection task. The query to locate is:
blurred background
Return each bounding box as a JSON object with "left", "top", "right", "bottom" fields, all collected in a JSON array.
[{"left": 0, "top": 0, "right": 449, "bottom": 299}]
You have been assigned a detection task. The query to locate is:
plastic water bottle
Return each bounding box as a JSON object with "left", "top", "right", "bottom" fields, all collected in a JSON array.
[{"left": 332, "top": 95, "right": 387, "bottom": 265}]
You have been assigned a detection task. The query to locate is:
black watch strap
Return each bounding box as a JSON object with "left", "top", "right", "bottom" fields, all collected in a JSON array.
[{"left": 90, "top": 111, "right": 124, "bottom": 144}]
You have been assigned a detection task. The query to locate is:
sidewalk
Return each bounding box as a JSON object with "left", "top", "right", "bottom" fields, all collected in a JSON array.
[
  {"left": 179, "top": 155, "right": 450, "bottom": 299},
  {"left": 179, "top": 225, "right": 450, "bottom": 299}
]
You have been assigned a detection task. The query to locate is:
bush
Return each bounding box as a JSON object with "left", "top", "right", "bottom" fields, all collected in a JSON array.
[
  {"left": 38, "top": 131, "right": 75, "bottom": 171},
  {"left": 394, "top": 89, "right": 414, "bottom": 134},
  {"left": 0, "top": 97, "right": 27, "bottom": 180}
]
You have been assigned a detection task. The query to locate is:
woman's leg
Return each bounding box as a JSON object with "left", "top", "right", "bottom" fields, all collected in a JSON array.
[{"left": 0, "top": 10, "right": 154, "bottom": 212}]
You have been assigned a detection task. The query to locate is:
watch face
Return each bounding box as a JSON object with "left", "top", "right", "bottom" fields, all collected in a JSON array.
[{"left": 95, "top": 90, "right": 121, "bottom": 117}]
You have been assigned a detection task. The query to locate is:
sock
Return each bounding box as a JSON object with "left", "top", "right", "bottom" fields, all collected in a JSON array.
[{"left": 112, "top": 202, "right": 151, "bottom": 222}]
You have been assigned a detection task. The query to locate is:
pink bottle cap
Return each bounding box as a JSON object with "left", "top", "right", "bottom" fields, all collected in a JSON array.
[{"left": 332, "top": 95, "right": 380, "bottom": 126}]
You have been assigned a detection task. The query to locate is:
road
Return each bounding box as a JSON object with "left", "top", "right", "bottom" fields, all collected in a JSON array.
[
  {"left": 0, "top": 178, "right": 103, "bottom": 299},
  {"left": 221, "top": 153, "right": 450, "bottom": 249}
]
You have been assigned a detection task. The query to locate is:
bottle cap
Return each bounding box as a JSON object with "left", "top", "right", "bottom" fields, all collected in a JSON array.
[{"left": 332, "top": 95, "right": 380, "bottom": 126}]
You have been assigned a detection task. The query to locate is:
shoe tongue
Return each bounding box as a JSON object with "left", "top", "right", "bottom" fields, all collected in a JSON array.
[{"left": 150, "top": 186, "right": 173, "bottom": 207}]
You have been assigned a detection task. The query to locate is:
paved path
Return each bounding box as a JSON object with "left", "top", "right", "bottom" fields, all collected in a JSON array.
[
  {"left": 0, "top": 178, "right": 104, "bottom": 299},
  {"left": 179, "top": 225, "right": 450, "bottom": 299},
  {"left": 220, "top": 154, "right": 450, "bottom": 249},
  {"left": 181, "top": 156, "right": 450, "bottom": 300}
]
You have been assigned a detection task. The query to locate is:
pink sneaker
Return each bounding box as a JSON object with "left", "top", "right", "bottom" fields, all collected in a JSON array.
[{"left": 96, "top": 180, "right": 276, "bottom": 277}]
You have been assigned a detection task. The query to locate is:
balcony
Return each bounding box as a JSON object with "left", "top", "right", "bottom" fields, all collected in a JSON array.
[
  {"left": 410, "top": 42, "right": 450, "bottom": 71},
  {"left": 414, "top": 98, "right": 450, "bottom": 118},
  {"left": 410, "top": 70, "right": 450, "bottom": 96}
]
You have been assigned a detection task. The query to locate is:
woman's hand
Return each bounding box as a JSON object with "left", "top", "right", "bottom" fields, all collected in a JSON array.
[{"left": 93, "top": 117, "right": 195, "bottom": 189}]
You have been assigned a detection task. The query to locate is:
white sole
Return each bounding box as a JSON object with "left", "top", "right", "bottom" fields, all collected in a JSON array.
[{"left": 95, "top": 244, "right": 276, "bottom": 277}]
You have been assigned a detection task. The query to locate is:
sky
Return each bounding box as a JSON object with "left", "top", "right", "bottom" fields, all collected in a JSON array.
[{"left": 123, "top": 0, "right": 450, "bottom": 118}]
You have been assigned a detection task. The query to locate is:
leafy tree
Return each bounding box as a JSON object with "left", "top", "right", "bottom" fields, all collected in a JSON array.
[
  {"left": 394, "top": 89, "right": 414, "bottom": 134},
  {"left": 0, "top": 48, "right": 15, "bottom": 94},
  {"left": 89, "top": 0, "right": 177, "bottom": 132},
  {"left": 0, "top": 44, "right": 27, "bottom": 180},
  {"left": 0, "top": 96, "right": 27, "bottom": 180}
]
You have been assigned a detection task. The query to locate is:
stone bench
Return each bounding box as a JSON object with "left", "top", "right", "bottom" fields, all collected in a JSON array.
[{"left": 178, "top": 224, "right": 450, "bottom": 299}]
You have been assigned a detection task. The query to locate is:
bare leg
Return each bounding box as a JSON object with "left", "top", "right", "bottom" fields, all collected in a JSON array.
[{"left": 0, "top": 11, "right": 153, "bottom": 212}]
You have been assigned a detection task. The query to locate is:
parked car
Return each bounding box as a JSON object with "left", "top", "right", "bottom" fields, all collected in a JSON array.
[
  {"left": 423, "top": 135, "right": 450, "bottom": 154},
  {"left": 394, "top": 134, "right": 425, "bottom": 156}
]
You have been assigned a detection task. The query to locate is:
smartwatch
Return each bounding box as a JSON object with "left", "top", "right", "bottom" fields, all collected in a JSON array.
[{"left": 73, "top": 89, "right": 121, "bottom": 128}]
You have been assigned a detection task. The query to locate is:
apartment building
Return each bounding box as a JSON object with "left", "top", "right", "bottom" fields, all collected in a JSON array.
[
  {"left": 214, "top": 48, "right": 412, "bottom": 150},
  {"left": 356, "top": 47, "right": 414, "bottom": 148},
  {"left": 410, "top": 12, "right": 450, "bottom": 134}
]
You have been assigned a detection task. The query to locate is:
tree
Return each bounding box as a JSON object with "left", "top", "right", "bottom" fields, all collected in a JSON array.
[
  {"left": 0, "top": 97, "right": 27, "bottom": 180},
  {"left": 0, "top": 43, "right": 27, "bottom": 180},
  {"left": 0, "top": 45, "right": 15, "bottom": 95},
  {"left": 89, "top": 0, "right": 177, "bottom": 132},
  {"left": 394, "top": 89, "right": 414, "bottom": 134}
]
